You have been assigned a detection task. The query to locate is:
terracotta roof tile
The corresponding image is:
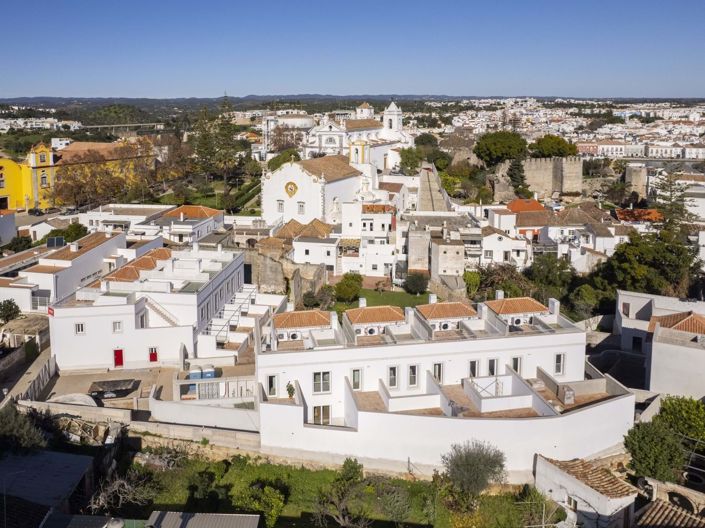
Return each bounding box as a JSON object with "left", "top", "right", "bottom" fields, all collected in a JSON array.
[
  {"left": 273, "top": 310, "right": 331, "bottom": 329},
  {"left": 163, "top": 205, "right": 222, "bottom": 219},
  {"left": 614, "top": 208, "right": 663, "bottom": 222},
  {"left": 416, "top": 302, "right": 477, "bottom": 320},
  {"left": 515, "top": 210, "right": 552, "bottom": 227},
  {"left": 345, "top": 305, "right": 405, "bottom": 325},
  {"left": 648, "top": 311, "right": 705, "bottom": 334},
  {"left": 297, "top": 155, "right": 362, "bottom": 182},
  {"left": 378, "top": 182, "right": 403, "bottom": 193},
  {"left": 345, "top": 118, "right": 383, "bottom": 131},
  {"left": 507, "top": 199, "right": 545, "bottom": 213},
  {"left": 484, "top": 297, "right": 549, "bottom": 315},
  {"left": 361, "top": 204, "right": 395, "bottom": 214},
  {"left": 104, "top": 247, "right": 171, "bottom": 283},
  {"left": 544, "top": 457, "right": 636, "bottom": 499},
  {"left": 636, "top": 500, "right": 705, "bottom": 528}
]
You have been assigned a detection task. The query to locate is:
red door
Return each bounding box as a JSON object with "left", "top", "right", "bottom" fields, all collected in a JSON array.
[
  {"left": 149, "top": 348, "right": 158, "bottom": 363},
  {"left": 113, "top": 349, "right": 124, "bottom": 367}
]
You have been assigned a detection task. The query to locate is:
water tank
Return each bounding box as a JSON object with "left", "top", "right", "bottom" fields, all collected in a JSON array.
[{"left": 202, "top": 365, "right": 216, "bottom": 379}]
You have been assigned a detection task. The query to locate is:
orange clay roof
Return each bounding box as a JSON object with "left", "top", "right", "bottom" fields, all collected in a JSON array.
[
  {"left": 362, "top": 204, "right": 395, "bottom": 214},
  {"left": 542, "top": 457, "right": 636, "bottom": 499},
  {"left": 507, "top": 198, "right": 545, "bottom": 213},
  {"left": 378, "top": 182, "right": 403, "bottom": 193},
  {"left": 345, "top": 118, "right": 383, "bottom": 131},
  {"left": 416, "top": 301, "right": 477, "bottom": 320},
  {"left": 614, "top": 208, "right": 663, "bottom": 222},
  {"left": 22, "top": 264, "right": 66, "bottom": 274},
  {"left": 484, "top": 297, "right": 549, "bottom": 315},
  {"left": 273, "top": 310, "right": 331, "bottom": 329},
  {"left": 163, "top": 205, "right": 222, "bottom": 219},
  {"left": 104, "top": 247, "right": 172, "bottom": 283},
  {"left": 636, "top": 499, "right": 705, "bottom": 528},
  {"left": 345, "top": 305, "right": 405, "bottom": 325},
  {"left": 648, "top": 311, "right": 705, "bottom": 334}
]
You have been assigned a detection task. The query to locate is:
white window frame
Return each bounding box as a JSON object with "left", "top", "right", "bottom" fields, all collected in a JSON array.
[
  {"left": 267, "top": 375, "right": 278, "bottom": 397},
  {"left": 312, "top": 404, "right": 331, "bottom": 425},
  {"left": 433, "top": 362, "right": 443, "bottom": 383},
  {"left": 112, "top": 320, "right": 123, "bottom": 333},
  {"left": 511, "top": 356, "right": 522, "bottom": 375},
  {"left": 277, "top": 200, "right": 284, "bottom": 213},
  {"left": 74, "top": 322, "right": 85, "bottom": 335},
  {"left": 408, "top": 364, "right": 418, "bottom": 387},
  {"left": 298, "top": 201, "right": 305, "bottom": 215},
  {"left": 554, "top": 353, "right": 565, "bottom": 375},
  {"left": 351, "top": 368, "right": 361, "bottom": 391},
  {"left": 388, "top": 366, "right": 398, "bottom": 388},
  {"left": 313, "top": 371, "right": 331, "bottom": 394},
  {"left": 488, "top": 358, "right": 498, "bottom": 377},
  {"left": 469, "top": 360, "right": 479, "bottom": 378}
]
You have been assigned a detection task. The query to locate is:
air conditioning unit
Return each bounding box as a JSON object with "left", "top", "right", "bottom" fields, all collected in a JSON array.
[
  {"left": 430, "top": 323, "right": 437, "bottom": 330},
  {"left": 367, "top": 327, "right": 377, "bottom": 335},
  {"left": 290, "top": 332, "right": 299, "bottom": 340},
  {"left": 441, "top": 322, "right": 451, "bottom": 330},
  {"left": 277, "top": 333, "right": 285, "bottom": 339},
  {"left": 355, "top": 328, "right": 362, "bottom": 335},
  {"left": 514, "top": 318, "right": 522, "bottom": 326}
]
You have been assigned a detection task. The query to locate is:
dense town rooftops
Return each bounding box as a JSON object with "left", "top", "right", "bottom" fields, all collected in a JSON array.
[
  {"left": 485, "top": 297, "right": 549, "bottom": 315},
  {"left": 541, "top": 457, "right": 636, "bottom": 498},
  {"left": 297, "top": 155, "right": 362, "bottom": 182},
  {"left": 416, "top": 301, "right": 477, "bottom": 320}
]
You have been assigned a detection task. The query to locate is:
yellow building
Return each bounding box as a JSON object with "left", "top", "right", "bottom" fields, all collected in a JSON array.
[{"left": 0, "top": 140, "right": 157, "bottom": 211}]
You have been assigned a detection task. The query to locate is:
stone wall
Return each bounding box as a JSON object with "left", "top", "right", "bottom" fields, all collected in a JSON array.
[
  {"left": 493, "top": 157, "right": 584, "bottom": 201},
  {"left": 246, "top": 249, "right": 326, "bottom": 306},
  {"left": 428, "top": 278, "right": 467, "bottom": 302}
]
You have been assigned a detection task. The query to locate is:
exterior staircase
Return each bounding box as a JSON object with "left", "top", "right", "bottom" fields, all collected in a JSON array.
[{"left": 145, "top": 298, "right": 179, "bottom": 327}]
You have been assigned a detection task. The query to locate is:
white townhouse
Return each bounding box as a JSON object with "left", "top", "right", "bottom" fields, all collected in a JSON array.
[
  {"left": 684, "top": 144, "right": 705, "bottom": 160},
  {"left": 255, "top": 294, "right": 635, "bottom": 477},
  {"left": 131, "top": 205, "right": 225, "bottom": 245},
  {"left": 614, "top": 289, "right": 705, "bottom": 400},
  {"left": 79, "top": 204, "right": 175, "bottom": 233},
  {"left": 48, "top": 243, "right": 288, "bottom": 371}
]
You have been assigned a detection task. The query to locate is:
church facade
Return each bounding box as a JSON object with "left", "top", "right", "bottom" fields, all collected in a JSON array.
[{"left": 302, "top": 102, "right": 414, "bottom": 172}]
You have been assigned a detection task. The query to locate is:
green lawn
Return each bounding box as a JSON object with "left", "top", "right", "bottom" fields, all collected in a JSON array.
[
  {"left": 334, "top": 289, "right": 429, "bottom": 315},
  {"left": 128, "top": 454, "right": 439, "bottom": 527}
]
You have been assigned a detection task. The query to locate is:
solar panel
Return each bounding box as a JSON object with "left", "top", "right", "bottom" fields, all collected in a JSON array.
[{"left": 47, "top": 237, "right": 66, "bottom": 248}]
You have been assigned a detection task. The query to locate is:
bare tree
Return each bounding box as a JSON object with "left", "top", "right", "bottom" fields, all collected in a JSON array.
[
  {"left": 88, "top": 469, "right": 155, "bottom": 514},
  {"left": 313, "top": 458, "right": 371, "bottom": 528}
]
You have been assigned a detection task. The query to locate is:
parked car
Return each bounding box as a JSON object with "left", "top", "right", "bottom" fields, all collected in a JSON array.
[
  {"left": 27, "top": 208, "right": 43, "bottom": 216},
  {"left": 60, "top": 208, "right": 78, "bottom": 216},
  {"left": 43, "top": 207, "right": 61, "bottom": 215}
]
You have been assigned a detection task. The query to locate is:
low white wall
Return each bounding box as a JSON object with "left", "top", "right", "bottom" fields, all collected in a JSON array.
[
  {"left": 16, "top": 399, "right": 132, "bottom": 423},
  {"left": 259, "top": 391, "right": 635, "bottom": 475},
  {"left": 149, "top": 388, "right": 259, "bottom": 432},
  {"left": 387, "top": 393, "right": 441, "bottom": 412}
]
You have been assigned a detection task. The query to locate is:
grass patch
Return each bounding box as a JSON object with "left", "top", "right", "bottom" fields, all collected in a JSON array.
[
  {"left": 127, "top": 455, "right": 437, "bottom": 527},
  {"left": 334, "top": 288, "right": 429, "bottom": 316}
]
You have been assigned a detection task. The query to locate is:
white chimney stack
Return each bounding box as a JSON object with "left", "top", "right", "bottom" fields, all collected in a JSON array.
[
  {"left": 69, "top": 242, "right": 79, "bottom": 252},
  {"left": 358, "top": 297, "right": 367, "bottom": 308},
  {"left": 180, "top": 212, "right": 185, "bottom": 221},
  {"left": 495, "top": 289, "right": 504, "bottom": 300},
  {"left": 428, "top": 293, "right": 437, "bottom": 304}
]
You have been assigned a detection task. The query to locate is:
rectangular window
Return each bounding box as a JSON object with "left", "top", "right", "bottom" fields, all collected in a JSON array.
[
  {"left": 511, "top": 356, "right": 522, "bottom": 374},
  {"left": 488, "top": 358, "right": 497, "bottom": 376},
  {"left": 326, "top": 250, "right": 331, "bottom": 257},
  {"left": 305, "top": 249, "right": 310, "bottom": 256},
  {"left": 351, "top": 369, "right": 361, "bottom": 390},
  {"left": 567, "top": 496, "right": 578, "bottom": 512},
  {"left": 408, "top": 365, "right": 418, "bottom": 387},
  {"left": 39, "top": 153, "right": 46, "bottom": 163},
  {"left": 112, "top": 321, "right": 122, "bottom": 333},
  {"left": 621, "top": 302, "right": 630, "bottom": 317},
  {"left": 41, "top": 175, "right": 48, "bottom": 187},
  {"left": 371, "top": 264, "right": 378, "bottom": 271},
  {"left": 0, "top": 178, "right": 4, "bottom": 189},
  {"left": 388, "top": 366, "right": 398, "bottom": 388},
  {"left": 74, "top": 323, "right": 85, "bottom": 335},
  {"left": 554, "top": 353, "right": 565, "bottom": 375},
  {"left": 484, "top": 250, "right": 493, "bottom": 259},
  {"left": 139, "top": 313, "right": 147, "bottom": 328},
  {"left": 267, "top": 375, "right": 277, "bottom": 397},
  {"left": 298, "top": 202, "right": 305, "bottom": 215},
  {"left": 277, "top": 200, "right": 284, "bottom": 213},
  {"left": 313, "top": 405, "right": 331, "bottom": 425},
  {"left": 313, "top": 371, "right": 331, "bottom": 393},
  {"left": 433, "top": 362, "right": 443, "bottom": 383},
  {"left": 469, "top": 360, "right": 479, "bottom": 378}
]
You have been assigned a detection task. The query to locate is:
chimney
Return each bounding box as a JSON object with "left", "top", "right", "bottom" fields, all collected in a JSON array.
[
  {"left": 193, "top": 242, "right": 199, "bottom": 252},
  {"left": 478, "top": 303, "right": 487, "bottom": 319},
  {"left": 495, "top": 289, "right": 504, "bottom": 300},
  {"left": 69, "top": 242, "right": 79, "bottom": 252},
  {"left": 180, "top": 212, "right": 185, "bottom": 221},
  {"left": 428, "top": 293, "right": 438, "bottom": 304},
  {"left": 217, "top": 243, "right": 223, "bottom": 253},
  {"left": 358, "top": 297, "right": 367, "bottom": 308},
  {"left": 404, "top": 306, "right": 414, "bottom": 324}
]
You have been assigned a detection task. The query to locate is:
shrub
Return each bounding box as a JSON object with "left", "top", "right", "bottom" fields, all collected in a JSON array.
[
  {"left": 463, "top": 271, "right": 480, "bottom": 299},
  {"left": 624, "top": 420, "right": 686, "bottom": 481},
  {"left": 24, "top": 339, "right": 39, "bottom": 363},
  {"left": 0, "top": 299, "right": 21, "bottom": 324},
  {"left": 441, "top": 440, "right": 505, "bottom": 511},
  {"left": 404, "top": 273, "right": 428, "bottom": 295},
  {"left": 657, "top": 396, "right": 705, "bottom": 442},
  {"left": 5, "top": 236, "right": 32, "bottom": 253},
  {"left": 0, "top": 405, "right": 47, "bottom": 455},
  {"left": 335, "top": 273, "right": 363, "bottom": 303},
  {"left": 302, "top": 290, "right": 319, "bottom": 308},
  {"left": 234, "top": 480, "right": 288, "bottom": 528}
]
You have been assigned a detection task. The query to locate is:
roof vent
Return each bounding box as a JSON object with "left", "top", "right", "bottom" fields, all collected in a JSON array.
[{"left": 69, "top": 242, "right": 79, "bottom": 252}]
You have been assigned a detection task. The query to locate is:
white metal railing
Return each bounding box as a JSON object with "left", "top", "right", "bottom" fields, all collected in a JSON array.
[
  {"left": 203, "top": 285, "right": 258, "bottom": 341},
  {"left": 31, "top": 296, "right": 50, "bottom": 312}
]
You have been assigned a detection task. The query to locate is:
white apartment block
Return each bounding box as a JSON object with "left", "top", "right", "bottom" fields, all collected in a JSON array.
[
  {"left": 48, "top": 243, "right": 289, "bottom": 371},
  {"left": 255, "top": 294, "right": 634, "bottom": 476},
  {"left": 79, "top": 204, "right": 175, "bottom": 233}
]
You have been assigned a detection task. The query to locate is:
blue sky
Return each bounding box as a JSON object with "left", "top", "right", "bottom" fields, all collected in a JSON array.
[{"left": 3, "top": 0, "right": 705, "bottom": 98}]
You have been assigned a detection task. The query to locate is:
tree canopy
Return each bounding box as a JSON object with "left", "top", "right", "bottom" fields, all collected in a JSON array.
[
  {"left": 529, "top": 135, "right": 577, "bottom": 158},
  {"left": 473, "top": 131, "right": 527, "bottom": 167},
  {"left": 267, "top": 148, "right": 300, "bottom": 172}
]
